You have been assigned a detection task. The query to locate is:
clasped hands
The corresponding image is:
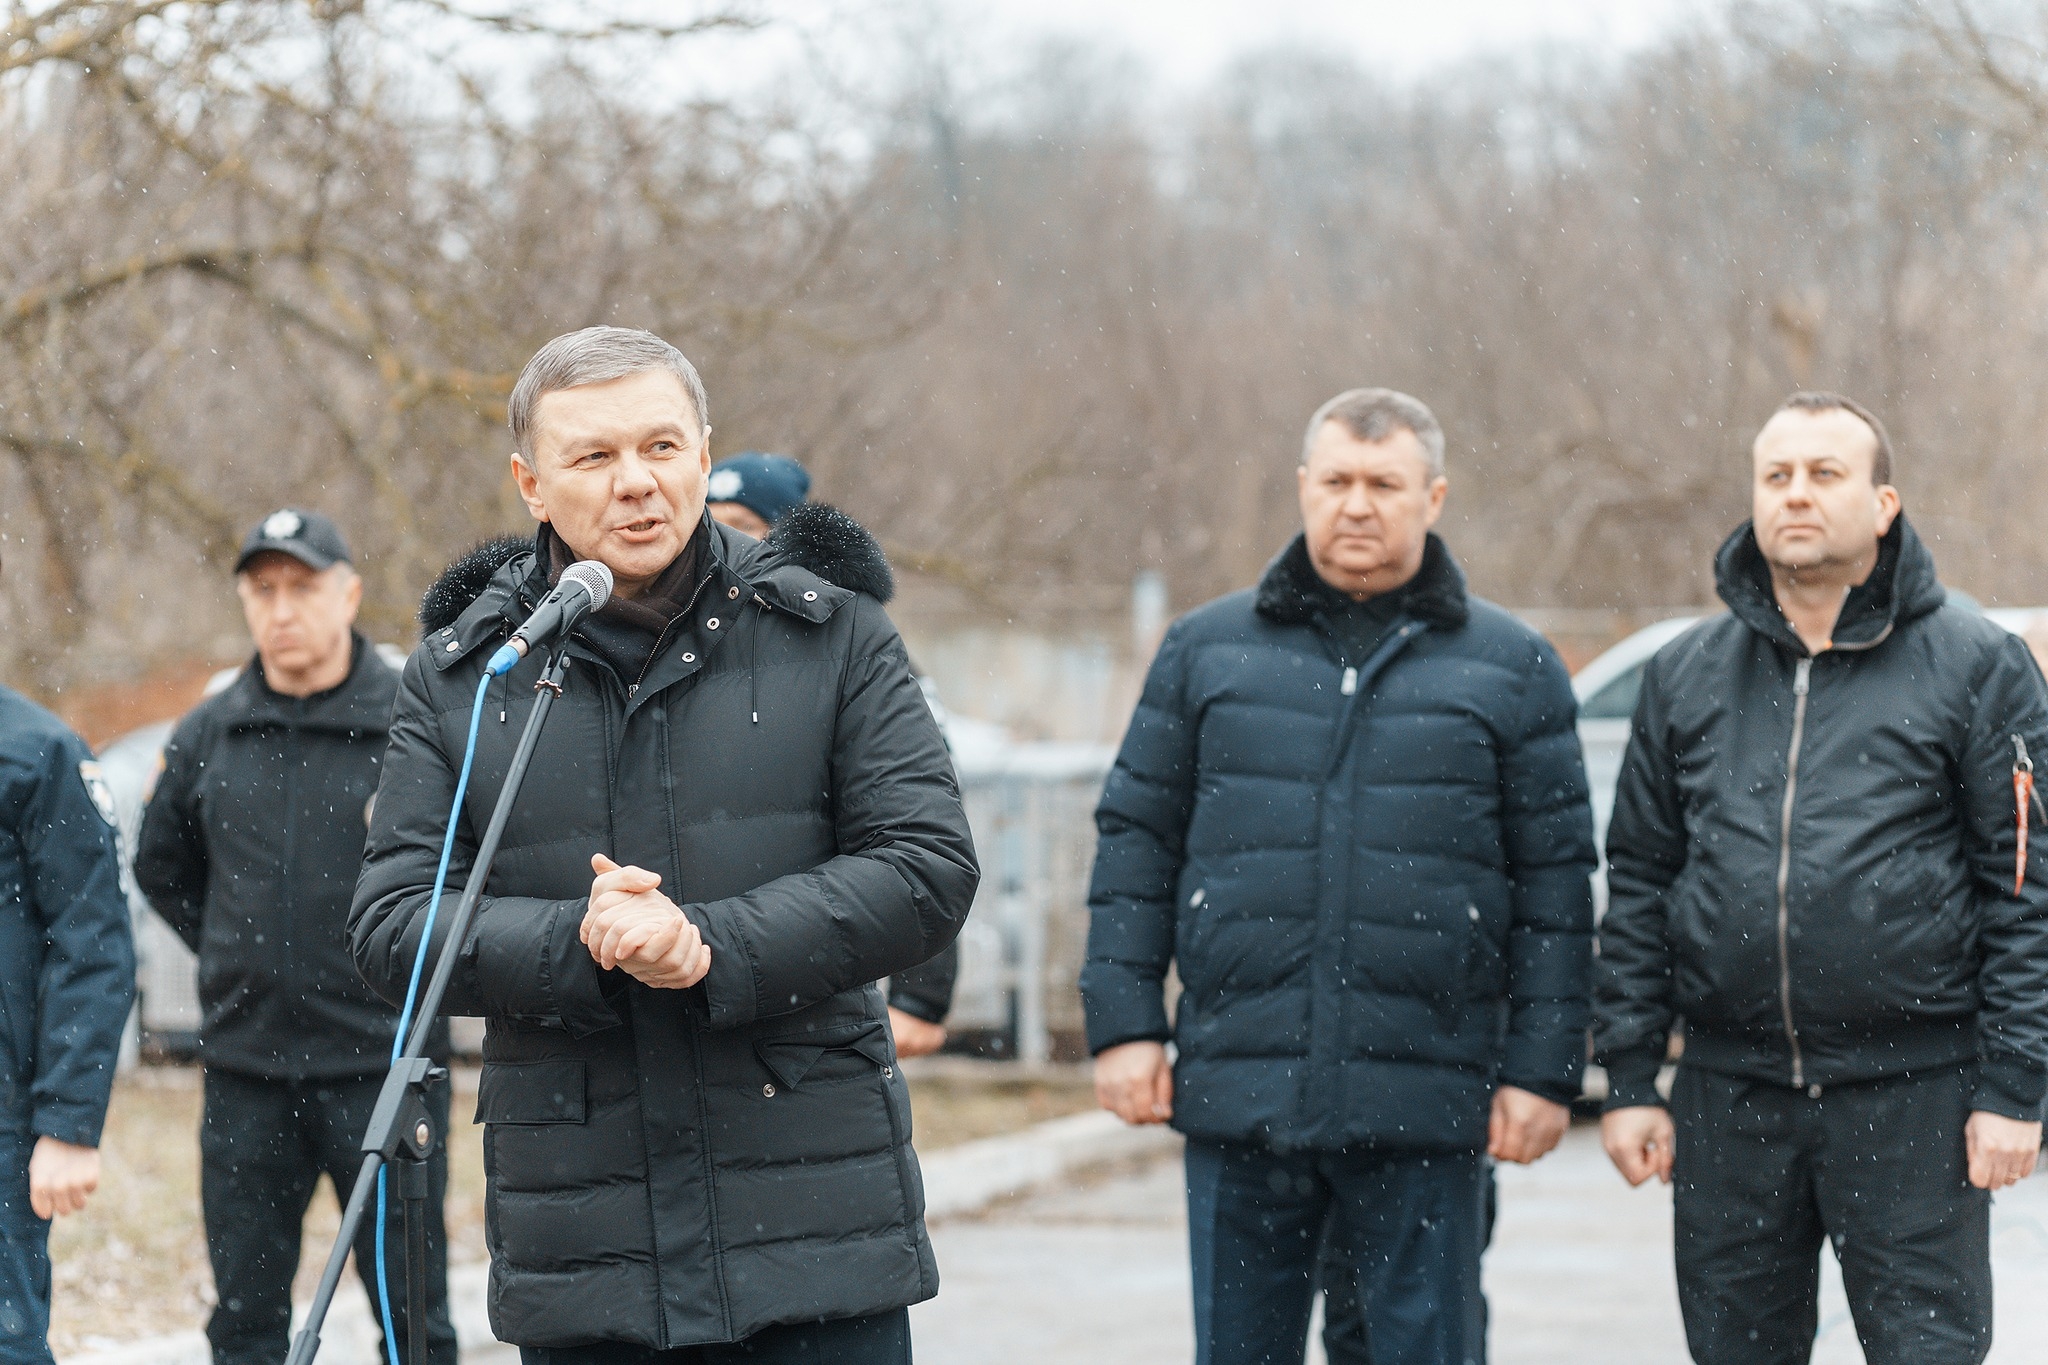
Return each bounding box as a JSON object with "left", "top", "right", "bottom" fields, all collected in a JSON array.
[{"left": 581, "top": 853, "right": 711, "bottom": 989}]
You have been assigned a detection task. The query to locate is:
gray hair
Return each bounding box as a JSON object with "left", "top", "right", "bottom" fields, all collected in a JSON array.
[
  {"left": 508, "top": 326, "right": 710, "bottom": 463},
  {"left": 1302, "top": 387, "right": 1446, "bottom": 479}
]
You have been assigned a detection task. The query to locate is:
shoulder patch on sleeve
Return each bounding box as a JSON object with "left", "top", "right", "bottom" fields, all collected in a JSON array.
[{"left": 78, "top": 760, "right": 119, "bottom": 827}]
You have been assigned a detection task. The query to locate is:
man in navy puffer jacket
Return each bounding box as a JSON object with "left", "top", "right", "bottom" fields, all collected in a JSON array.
[{"left": 1081, "top": 388, "right": 1596, "bottom": 1365}]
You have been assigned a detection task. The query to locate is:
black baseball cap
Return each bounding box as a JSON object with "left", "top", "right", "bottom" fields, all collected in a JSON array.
[{"left": 234, "top": 508, "right": 352, "bottom": 575}]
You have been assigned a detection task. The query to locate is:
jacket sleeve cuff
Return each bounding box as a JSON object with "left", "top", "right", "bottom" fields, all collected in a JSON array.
[
  {"left": 31, "top": 1099, "right": 107, "bottom": 1149},
  {"left": 1503, "top": 1075, "right": 1582, "bottom": 1107},
  {"left": 526, "top": 900, "right": 624, "bottom": 1036},
  {"left": 886, "top": 988, "right": 947, "bottom": 1024},
  {"left": 1974, "top": 1056, "right": 2047, "bottom": 1122},
  {"left": 1079, "top": 962, "right": 1171, "bottom": 1055},
  {"left": 1601, "top": 1048, "right": 1668, "bottom": 1112}
]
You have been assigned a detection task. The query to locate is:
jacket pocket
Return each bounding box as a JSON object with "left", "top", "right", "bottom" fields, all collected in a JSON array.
[
  {"left": 1353, "top": 887, "right": 1473, "bottom": 1008},
  {"left": 755, "top": 1019, "right": 894, "bottom": 1090},
  {"left": 474, "top": 1060, "right": 587, "bottom": 1125},
  {"left": 1461, "top": 901, "right": 1507, "bottom": 1002},
  {"left": 1667, "top": 873, "right": 1778, "bottom": 1031}
]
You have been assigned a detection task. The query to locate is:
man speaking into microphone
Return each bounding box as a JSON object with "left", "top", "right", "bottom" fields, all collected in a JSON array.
[{"left": 350, "top": 325, "right": 979, "bottom": 1363}]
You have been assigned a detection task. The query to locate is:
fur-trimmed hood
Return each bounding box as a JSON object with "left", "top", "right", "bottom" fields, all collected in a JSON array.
[
  {"left": 419, "top": 503, "right": 893, "bottom": 636},
  {"left": 1253, "top": 530, "right": 1470, "bottom": 632}
]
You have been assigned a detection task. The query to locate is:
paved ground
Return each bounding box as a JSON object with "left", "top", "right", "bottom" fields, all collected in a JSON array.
[{"left": 911, "top": 1123, "right": 2048, "bottom": 1365}]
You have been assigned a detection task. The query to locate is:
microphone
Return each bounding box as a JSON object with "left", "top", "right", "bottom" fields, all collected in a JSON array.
[{"left": 485, "top": 560, "right": 613, "bottom": 676}]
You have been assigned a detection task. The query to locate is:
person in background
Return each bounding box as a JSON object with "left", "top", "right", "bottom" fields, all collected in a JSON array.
[
  {"left": 134, "top": 510, "right": 456, "bottom": 1365},
  {"left": 0, "top": 629, "right": 136, "bottom": 1365},
  {"left": 1083, "top": 387, "right": 1596, "bottom": 1365},
  {"left": 708, "top": 450, "right": 958, "bottom": 1059},
  {"left": 705, "top": 451, "right": 811, "bottom": 540},
  {"left": 1595, "top": 393, "right": 2048, "bottom": 1364}
]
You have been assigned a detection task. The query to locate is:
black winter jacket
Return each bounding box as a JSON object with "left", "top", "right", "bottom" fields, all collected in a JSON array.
[
  {"left": 0, "top": 686, "right": 135, "bottom": 1146},
  {"left": 1594, "top": 517, "right": 2048, "bottom": 1118},
  {"left": 349, "top": 509, "right": 978, "bottom": 1349},
  {"left": 1081, "top": 534, "right": 1597, "bottom": 1154},
  {"left": 134, "top": 637, "right": 443, "bottom": 1079}
]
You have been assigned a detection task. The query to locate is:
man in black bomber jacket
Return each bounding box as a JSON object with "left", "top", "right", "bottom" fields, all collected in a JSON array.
[
  {"left": 1594, "top": 392, "right": 2048, "bottom": 1365},
  {"left": 350, "top": 327, "right": 978, "bottom": 1364},
  {"left": 137, "top": 509, "right": 456, "bottom": 1365}
]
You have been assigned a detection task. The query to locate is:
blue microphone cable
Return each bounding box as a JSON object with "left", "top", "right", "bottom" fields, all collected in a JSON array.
[{"left": 375, "top": 668, "right": 492, "bottom": 1365}]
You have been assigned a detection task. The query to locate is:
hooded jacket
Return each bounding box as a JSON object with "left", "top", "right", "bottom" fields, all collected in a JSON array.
[
  {"left": 1594, "top": 516, "right": 2048, "bottom": 1118},
  {"left": 349, "top": 507, "right": 978, "bottom": 1348},
  {"left": 134, "top": 636, "right": 441, "bottom": 1079},
  {"left": 1081, "top": 533, "right": 1597, "bottom": 1154},
  {"left": 0, "top": 686, "right": 135, "bottom": 1147}
]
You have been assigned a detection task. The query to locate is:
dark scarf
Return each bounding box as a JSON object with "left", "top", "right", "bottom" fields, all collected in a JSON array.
[{"left": 541, "top": 519, "right": 709, "bottom": 682}]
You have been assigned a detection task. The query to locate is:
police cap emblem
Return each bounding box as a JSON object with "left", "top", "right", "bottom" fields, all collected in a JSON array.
[
  {"left": 706, "top": 469, "right": 743, "bottom": 501},
  {"left": 262, "top": 509, "right": 304, "bottom": 540}
]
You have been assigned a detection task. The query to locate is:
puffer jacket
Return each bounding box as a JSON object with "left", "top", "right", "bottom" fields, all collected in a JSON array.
[
  {"left": 134, "top": 636, "right": 445, "bottom": 1078},
  {"left": 0, "top": 686, "right": 135, "bottom": 1145},
  {"left": 1594, "top": 516, "right": 2048, "bottom": 1118},
  {"left": 1081, "top": 533, "right": 1597, "bottom": 1154},
  {"left": 349, "top": 507, "right": 978, "bottom": 1349}
]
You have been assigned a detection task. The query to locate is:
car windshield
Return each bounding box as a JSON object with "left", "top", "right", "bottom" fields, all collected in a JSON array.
[{"left": 1578, "top": 665, "right": 1644, "bottom": 722}]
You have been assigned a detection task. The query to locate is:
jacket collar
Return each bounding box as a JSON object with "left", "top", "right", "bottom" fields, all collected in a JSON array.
[
  {"left": 1713, "top": 512, "right": 1945, "bottom": 655},
  {"left": 420, "top": 504, "right": 893, "bottom": 674},
  {"left": 221, "top": 632, "right": 393, "bottom": 733},
  {"left": 1254, "top": 531, "right": 1470, "bottom": 631}
]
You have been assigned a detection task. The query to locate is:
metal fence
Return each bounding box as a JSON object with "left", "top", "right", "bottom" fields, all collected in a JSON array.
[{"left": 944, "top": 745, "right": 1114, "bottom": 1060}]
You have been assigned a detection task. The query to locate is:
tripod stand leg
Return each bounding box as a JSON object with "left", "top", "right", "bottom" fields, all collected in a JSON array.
[{"left": 397, "top": 1156, "right": 431, "bottom": 1365}]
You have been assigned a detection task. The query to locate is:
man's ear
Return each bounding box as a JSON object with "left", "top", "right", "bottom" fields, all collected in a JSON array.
[
  {"left": 1423, "top": 475, "right": 1449, "bottom": 529},
  {"left": 341, "top": 567, "right": 364, "bottom": 620},
  {"left": 511, "top": 451, "right": 549, "bottom": 523},
  {"left": 1874, "top": 484, "right": 1902, "bottom": 537}
]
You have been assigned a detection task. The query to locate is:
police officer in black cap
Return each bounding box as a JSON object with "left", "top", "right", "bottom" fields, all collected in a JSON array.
[
  {"left": 135, "top": 510, "right": 456, "bottom": 1365},
  {"left": 0, "top": 558, "right": 137, "bottom": 1365}
]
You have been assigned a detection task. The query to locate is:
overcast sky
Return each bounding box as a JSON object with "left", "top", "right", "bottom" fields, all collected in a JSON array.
[{"left": 920, "top": 0, "right": 1696, "bottom": 85}]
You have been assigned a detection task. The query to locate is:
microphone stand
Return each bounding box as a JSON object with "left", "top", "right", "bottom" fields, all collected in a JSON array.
[{"left": 286, "top": 647, "right": 574, "bottom": 1365}]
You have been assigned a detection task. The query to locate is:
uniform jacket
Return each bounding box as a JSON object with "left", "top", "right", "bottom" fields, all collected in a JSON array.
[
  {"left": 1594, "top": 516, "right": 2048, "bottom": 1118},
  {"left": 1081, "top": 533, "right": 1597, "bottom": 1154},
  {"left": 349, "top": 508, "right": 978, "bottom": 1348},
  {"left": 134, "top": 635, "right": 444, "bottom": 1079},
  {"left": 0, "top": 686, "right": 135, "bottom": 1146}
]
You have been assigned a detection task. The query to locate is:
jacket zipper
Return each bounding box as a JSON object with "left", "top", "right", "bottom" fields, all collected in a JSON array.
[
  {"left": 626, "top": 567, "right": 719, "bottom": 699},
  {"left": 1775, "top": 655, "right": 1813, "bottom": 1089}
]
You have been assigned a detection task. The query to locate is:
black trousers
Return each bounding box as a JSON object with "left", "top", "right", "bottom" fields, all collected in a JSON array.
[
  {"left": 515, "top": 1309, "right": 912, "bottom": 1365},
  {"left": 1670, "top": 1063, "right": 1992, "bottom": 1365},
  {"left": 1185, "top": 1138, "right": 1487, "bottom": 1365},
  {"left": 201, "top": 1068, "right": 458, "bottom": 1365}
]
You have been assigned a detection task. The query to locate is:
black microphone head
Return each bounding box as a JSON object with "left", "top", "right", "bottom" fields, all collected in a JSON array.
[{"left": 562, "top": 560, "right": 614, "bottom": 612}]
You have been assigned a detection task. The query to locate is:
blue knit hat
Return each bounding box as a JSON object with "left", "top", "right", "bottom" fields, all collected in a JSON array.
[{"left": 706, "top": 453, "right": 811, "bottom": 526}]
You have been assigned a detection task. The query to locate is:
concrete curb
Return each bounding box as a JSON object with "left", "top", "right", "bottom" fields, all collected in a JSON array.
[
  {"left": 62, "top": 1110, "right": 1176, "bottom": 1364},
  {"left": 919, "top": 1110, "right": 1181, "bottom": 1221}
]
